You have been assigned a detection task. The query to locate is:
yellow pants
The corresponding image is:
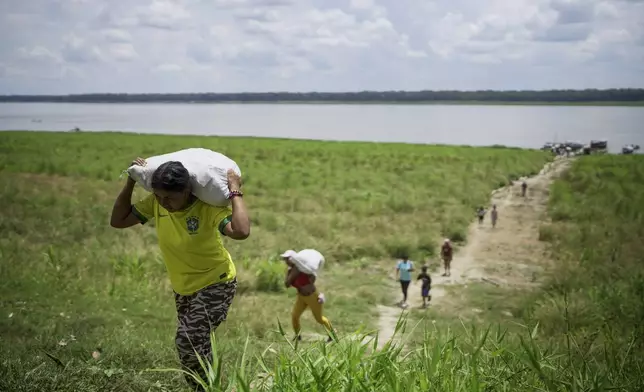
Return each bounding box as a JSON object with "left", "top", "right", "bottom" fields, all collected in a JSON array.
[{"left": 291, "top": 291, "right": 332, "bottom": 335}]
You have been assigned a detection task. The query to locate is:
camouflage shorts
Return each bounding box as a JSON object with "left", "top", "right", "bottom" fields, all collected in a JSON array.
[{"left": 174, "top": 279, "right": 237, "bottom": 380}]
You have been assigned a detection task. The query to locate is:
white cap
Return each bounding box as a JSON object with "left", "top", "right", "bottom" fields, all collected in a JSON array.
[
  {"left": 280, "top": 250, "right": 297, "bottom": 258},
  {"left": 444, "top": 238, "right": 450, "bottom": 243}
]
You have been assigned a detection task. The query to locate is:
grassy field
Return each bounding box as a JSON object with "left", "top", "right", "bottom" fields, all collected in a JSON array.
[
  {"left": 0, "top": 130, "right": 555, "bottom": 391},
  {"left": 5, "top": 131, "right": 642, "bottom": 391},
  {"left": 523, "top": 155, "right": 644, "bottom": 382},
  {"left": 413, "top": 154, "right": 644, "bottom": 391},
  {"left": 0, "top": 131, "right": 552, "bottom": 261}
]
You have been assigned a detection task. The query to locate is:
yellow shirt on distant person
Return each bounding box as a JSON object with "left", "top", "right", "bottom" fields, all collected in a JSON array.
[{"left": 132, "top": 194, "right": 236, "bottom": 296}]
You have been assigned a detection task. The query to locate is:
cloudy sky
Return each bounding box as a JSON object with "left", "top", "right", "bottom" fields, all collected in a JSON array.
[{"left": 1, "top": 0, "right": 643, "bottom": 94}]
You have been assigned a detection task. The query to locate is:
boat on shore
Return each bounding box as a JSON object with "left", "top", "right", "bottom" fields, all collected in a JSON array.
[{"left": 622, "top": 144, "right": 641, "bottom": 154}]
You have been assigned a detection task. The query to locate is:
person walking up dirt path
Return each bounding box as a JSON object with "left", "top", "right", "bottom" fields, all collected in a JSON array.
[
  {"left": 417, "top": 266, "right": 432, "bottom": 308},
  {"left": 491, "top": 204, "right": 498, "bottom": 228},
  {"left": 395, "top": 256, "right": 415, "bottom": 308},
  {"left": 110, "top": 158, "right": 251, "bottom": 391},
  {"left": 430, "top": 158, "right": 570, "bottom": 304},
  {"left": 477, "top": 206, "right": 486, "bottom": 225},
  {"left": 374, "top": 158, "right": 571, "bottom": 351},
  {"left": 441, "top": 239, "right": 453, "bottom": 277},
  {"left": 281, "top": 249, "right": 334, "bottom": 343}
]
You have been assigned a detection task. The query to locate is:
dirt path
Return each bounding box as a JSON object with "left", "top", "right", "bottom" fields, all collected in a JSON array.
[{"left": 375, "top": 157, "right": 571, "bottom": 349}]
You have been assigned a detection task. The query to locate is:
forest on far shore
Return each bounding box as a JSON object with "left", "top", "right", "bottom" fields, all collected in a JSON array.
[{"left": 1, "top": 88, "right": 643, "bottom": 104}]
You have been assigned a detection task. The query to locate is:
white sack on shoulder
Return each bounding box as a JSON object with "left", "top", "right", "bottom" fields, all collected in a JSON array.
[
  {"left": 126, "top": 148, "right": 241, "bottom": 207},
  {"left": 290, "top": 249, "right": 325, "bottom": 277}
]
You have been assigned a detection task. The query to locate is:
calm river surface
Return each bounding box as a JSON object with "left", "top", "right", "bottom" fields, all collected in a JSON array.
[{"left": 1, "top": 103, "right": 642, "bottom": 152}]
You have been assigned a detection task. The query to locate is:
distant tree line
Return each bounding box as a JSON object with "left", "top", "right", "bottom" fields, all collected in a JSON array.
[{"left": 1, "top": 89, "right": 643, "bottom": 103}]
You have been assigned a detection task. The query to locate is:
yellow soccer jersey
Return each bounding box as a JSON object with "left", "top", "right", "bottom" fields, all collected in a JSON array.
[{"left": 132, "top": 194, "right": 236, "bottom": 295}]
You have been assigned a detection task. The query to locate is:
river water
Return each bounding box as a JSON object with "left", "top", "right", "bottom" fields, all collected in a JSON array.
[{"left": 1, "top": 102, "right": 642, "bottom": 152}]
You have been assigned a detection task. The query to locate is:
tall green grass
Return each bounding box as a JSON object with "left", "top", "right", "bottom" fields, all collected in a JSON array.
[
  {"left": 519, "top": 155, "right": 644, "bottom": 390},
  {"left": 527, "top": 156, "right": 644, "bottom": 336},
  {"left": 0, "top": 131, "right": 551, "bottom": 261},
  {"left": 155, "top": 313, "right": 640, "bottom": 392}
]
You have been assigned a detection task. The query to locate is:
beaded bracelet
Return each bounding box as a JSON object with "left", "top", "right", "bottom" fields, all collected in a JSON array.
[{"left": 229, "top": 190, "right": 243, "bottom": 199}]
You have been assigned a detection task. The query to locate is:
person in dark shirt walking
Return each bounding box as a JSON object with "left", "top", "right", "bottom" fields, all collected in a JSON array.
[
  {"left": 417, "top": 266, "right": 432, "bottom": 308},
  {"left": 441, "top": 238, "right": 453, "bottom": 277},
  {"left": 477, "top": 206, "right": 486, "bottom": 225},
  {"left": 491, "top": 204, "right": 498, "bottom": 228}
]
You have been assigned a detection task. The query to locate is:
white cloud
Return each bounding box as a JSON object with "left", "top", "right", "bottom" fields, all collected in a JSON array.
[
  {"left": 425, "top": 0, "right": 644, "bottom": 69},
  {"left": 102, "top": 29, "right": 132, "bottom": 43},
  {"left": 154, "top": 63, "right": 182, "bottom": 72},
  {"left": 61, "top": 34, "right": 103, "bottom": 63},
  {"left": 573, "top": 28, "right": 635, "bottom": 61},
  {"left": 350, "top": 0, "right": 375, "bottom": 10},
  {"left": 594, "top": 2, "right": 620, "bottom": 19},
  {"left": 96, "top": 0, "right": 192, "bottom": 30},
  {"left": 233, "top": 8, "right": 279, "bottom": 22},
  {"left": 109, "top": 43, "right": 138, "bottom": 61},
  {"left": 136, "top": 0, "right": 191, "bottom": 30},
  {"left": 0, "top": 0, "right": 642, "bottom": 93},
  {"left": 215, "top": 0, "right": 294, "bottom": 7},
  {"left": 18, "top": 46, "right": 62, "bottom": 63}
]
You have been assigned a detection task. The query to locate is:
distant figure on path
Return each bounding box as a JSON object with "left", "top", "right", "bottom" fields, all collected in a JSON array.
[
  {"left": 396, "top": 255, "right": 415, "bottom": 308},
  {"left": 441, "top": 239, "right": 453, "bottom": 277},
  {"left": 282, "top": 249, "right": 334, "bottom": 343},
  {"left": 477, "top": 206, "right": 486, "bottom": 225},
  {"left": 110, "top": 158, "right": 250, "bottom": 391},
  {"left": 521, "top": 181, "right": 528, "bottom": 197},
  {"left": 417, "top": 266, "right": 432, "bottom": 308},
  {"left": 491, "top": 204, "right": 498, "bottom": 228}
]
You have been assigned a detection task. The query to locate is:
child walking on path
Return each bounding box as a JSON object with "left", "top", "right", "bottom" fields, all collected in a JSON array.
[
  {"left": 441, "top": 239, "right": 453, "bottom": 277},
  {"left": 477, "top": 206, "right": 486, "bottom": 225},
  {"left": 417, "top": 266, "right": 432, "bottom": 308}
]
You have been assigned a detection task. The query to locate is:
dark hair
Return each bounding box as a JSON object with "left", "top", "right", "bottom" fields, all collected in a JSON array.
[{"left": 151, "top": 161, "right": 191, "bottom": 192}]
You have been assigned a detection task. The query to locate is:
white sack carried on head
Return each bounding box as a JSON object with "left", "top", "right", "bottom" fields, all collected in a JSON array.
[
  {"left": 126, "top": 148, "right": 241, "bottom": 207},
  {"left": 291, "top": 249, "right": 325, "bottom": 277}
]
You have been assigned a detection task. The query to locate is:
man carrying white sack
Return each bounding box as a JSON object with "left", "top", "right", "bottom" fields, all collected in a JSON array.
[
  {"left": 281, "top": 249, "right": 335, "bottom": 342},
  {"left": 110, "top": 158, "right": 250, "bottom": 391}
]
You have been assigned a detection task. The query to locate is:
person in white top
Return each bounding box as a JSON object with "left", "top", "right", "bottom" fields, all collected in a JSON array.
[{"left": 280, "top": 249, "right": 333, "bottom": 342}]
